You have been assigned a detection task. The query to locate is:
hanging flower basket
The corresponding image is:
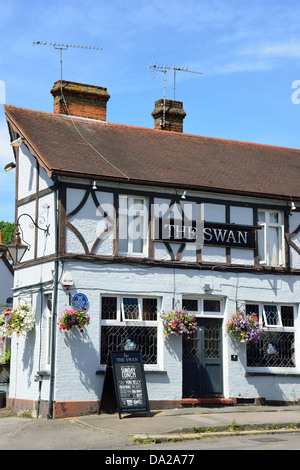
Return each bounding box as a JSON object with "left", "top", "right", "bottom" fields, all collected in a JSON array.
[
  {"left": 226, "top": 309, "right": 264, "bottom": 343},
  {"left": 58, "top": 308, "right": 90, "bottom": 333},
  {"left": 160, "top": 310, "right": 198, "bottom": 339},
  {"left": 0, "top": 304, "right": 35, "bottom": 338}
]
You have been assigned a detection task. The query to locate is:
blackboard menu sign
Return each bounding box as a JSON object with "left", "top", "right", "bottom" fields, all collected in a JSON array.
[{"left": 99, "top": 350, "right": 151, "bottom": 419}]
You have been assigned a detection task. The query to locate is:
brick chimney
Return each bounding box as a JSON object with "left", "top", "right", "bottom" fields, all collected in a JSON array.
[
  {"left": 151, "top": 99, "right": 186, "bottom": 133},
  {"left": 50, "top": 80, "right": 110, "bottom": 121}
]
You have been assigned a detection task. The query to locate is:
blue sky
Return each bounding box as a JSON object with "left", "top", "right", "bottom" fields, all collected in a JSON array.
[{"left": 1, "top": 0, "right": 300, "bottom": 222}]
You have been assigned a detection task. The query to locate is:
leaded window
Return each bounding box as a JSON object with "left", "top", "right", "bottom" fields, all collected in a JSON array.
[
  {"left": 100, "top": 295, "right": 159, "bottom": 365},
  {"left": 246, "top": 304, "right": 296, "bottom": 368}
]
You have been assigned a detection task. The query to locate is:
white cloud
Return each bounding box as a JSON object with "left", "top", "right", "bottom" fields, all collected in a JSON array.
[
  {"left": 243, "top": 42, "right": 300, "bottom": 59},
  {"left": 213, "top": 59, "right": 275, "bottom": 75}
]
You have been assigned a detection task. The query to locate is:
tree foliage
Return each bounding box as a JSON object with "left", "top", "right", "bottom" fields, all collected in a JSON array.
[{"left": 0, "top": 221, "right": 15, "bottom": 244}]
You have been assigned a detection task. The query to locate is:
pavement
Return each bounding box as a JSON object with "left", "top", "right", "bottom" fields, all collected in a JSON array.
[
  {"left": 75, "top": 404, "right": 300, "bottom": 442},
  {"left": 2, "top": 404, "right": 300, "bottom": 447}
]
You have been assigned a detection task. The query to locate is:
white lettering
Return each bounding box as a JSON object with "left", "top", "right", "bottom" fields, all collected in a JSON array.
[
  {"left": 213, "top": 228, "right": 228, "bottom": 242},
  {"left": 105, "top": 455, "right": 140, "bottom": 467},
  {"left": 175, "top": 224, "right": 186, "bottom": 238},
  {"left": 226, "top": 230, "right": 237, "bottom": 243},
  {"left": 187, "top": 225, "right": 197, "bottom": 240},
  {"left": 203, "top": 227, "right": 213, "bottom": 241},
  {"left": 238, "top": 231, "right": 248, "bottom": 244},
  {"left": 163, "top": 224, "right": 174, "bottom": 238}
]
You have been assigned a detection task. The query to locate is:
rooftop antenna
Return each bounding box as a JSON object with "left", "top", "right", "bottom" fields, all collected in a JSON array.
[
  {"left": 149, "top": 57, "right": 203, "bottom": 100},
  {"left": 148, "top": 58, "right": 203, "bottom": 127},
  {"left": 33, "top": 41, "right": 103, "bottom": 83}
]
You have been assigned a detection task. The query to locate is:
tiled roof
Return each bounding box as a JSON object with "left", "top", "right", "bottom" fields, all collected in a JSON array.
[{"left": 5, "top": 104, "right": 300, "bottom": 199}]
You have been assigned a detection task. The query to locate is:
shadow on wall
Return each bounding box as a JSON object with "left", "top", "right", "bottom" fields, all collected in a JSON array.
[
  {"left": 245, "top": 374, "right": 300, "bottom": 404},
  {"left": 22, "top": 330, "right": 36, "bottom": 387},
  {"left": 63, "top": 331, "right": 100, "bottom": 395}
]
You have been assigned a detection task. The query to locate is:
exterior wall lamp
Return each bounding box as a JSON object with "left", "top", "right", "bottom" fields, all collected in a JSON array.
[
  {"left": 10, "top": 137, "right": 23, "bottom": 147},
  {"left": 4, "top": 162, "right": 16, "bottom": 172},
  {"left": 6, "top": 213, "right": 50, "bottom": 264}
]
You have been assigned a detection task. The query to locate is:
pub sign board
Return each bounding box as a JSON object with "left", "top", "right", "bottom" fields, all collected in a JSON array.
[
  {"left": 154, "top": 218, "right": 259, "bottom": 249},
  {"left": 203, "top": 222, "right": 258, "bottom": 249},
  {"left": 100, "top": 351, "right": 151, "bottom": 419}
]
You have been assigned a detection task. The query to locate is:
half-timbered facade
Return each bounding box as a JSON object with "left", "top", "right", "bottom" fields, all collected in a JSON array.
[{"left": 3, "top": 80, "right": 300, "bottom": 418}]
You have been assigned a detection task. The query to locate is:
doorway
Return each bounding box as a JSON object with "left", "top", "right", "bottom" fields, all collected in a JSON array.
[{"left": 183, "top": 318, "right": 223, "bottom": 398}]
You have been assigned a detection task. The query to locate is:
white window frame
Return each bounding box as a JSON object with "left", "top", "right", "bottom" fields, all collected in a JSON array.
[
  {"left": 245, "top": 302, "right": 297, "bottom": 372},
  {"left": 100, "top": 294, "right": 160, "bottom": 324},
  {"left": 246, "top": 303, "right": 294, "bottom": 329},
  {"left": 182, "top": 296, "right": 224, "bottom": 318},
  {"left": 118, "top": 195, "right": 149, "bottom": 257},
  {"left": 100, "top": 294, "right": 161, "bottom": 370},
  {"left": 257, "top": 210, "right": 285, "bottom": 266},
  {"left": 121, "top": 297, "right": 142, "bottom": 322}
]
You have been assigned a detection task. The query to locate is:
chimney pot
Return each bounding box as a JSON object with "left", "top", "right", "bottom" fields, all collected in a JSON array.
[{"left": 50, "top": 80, "right": 110, "bottom": 121}]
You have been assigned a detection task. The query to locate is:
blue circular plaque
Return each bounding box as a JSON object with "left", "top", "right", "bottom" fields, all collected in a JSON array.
[{"left": 71, "top": 293, "right": 89, "bottom": 310}]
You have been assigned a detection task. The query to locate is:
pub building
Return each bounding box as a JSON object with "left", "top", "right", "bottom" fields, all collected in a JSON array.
[{"left": 3, "top": 81, "right": 300, "bottom": 418}]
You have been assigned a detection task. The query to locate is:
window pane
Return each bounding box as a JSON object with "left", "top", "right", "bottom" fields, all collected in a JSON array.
[
  {"left": 258, "top": 211, "right": 265, "bottom": 223},
  {"left": 143, "top": 298, "right": 157, "bottom": 321},
  {"left": 119, "top": 196, "right": 128, "bottom": 210},
  {"left": 246, "top": 304, "right": 259, "bottom": 315},
  {"left": 270, "top": 212, "right": 279, "bottom": 223},
  {"left": 118, "top": 213, "right": 128, "bottom": 253},
  {"left": 123, "top": 298, "right": 139, "bottom": 320},
  {"left": 247, "top": 331, "right": 295, "bottom": 367},
  {"left": 102, "top": 297, "right": 117, "bottom": 320},
  {"left": 204, "top": 299, "right": 221, "bottom": 312},
  {"left": 101, "top": 325, "right": 157, "bottom": 364},
  {"left": 133, "top": 198, "right": 144, "bottom": 211},
  {"left": 132, "top": 214, "right": 144, "bottom": 253},
  {"left": 281, "top": 306, "right": 294, "bottom": 327},
  {"left": 264, "top": 305, "right": 279, "bottom": 326},
  {"left": 268, "top": 227, "right": 281, "bottom": 265},
  {"left": 258, "top": 225, "right": 265, "bottom": 262},
  {"left": 183, "top": 299, "right": 198, "bottom": 312}
]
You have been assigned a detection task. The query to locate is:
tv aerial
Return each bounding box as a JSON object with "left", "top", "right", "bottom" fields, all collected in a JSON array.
[
  {"left": 33, "top": 41, "right": 103, "bottom": 82},
  {"left": 148, "top": 57, "right": 203, "bottom": 101}
]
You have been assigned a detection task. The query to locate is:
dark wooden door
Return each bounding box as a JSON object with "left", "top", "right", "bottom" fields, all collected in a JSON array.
[{"left": 183, "top": 318, "right": 223, "bottom": 398}]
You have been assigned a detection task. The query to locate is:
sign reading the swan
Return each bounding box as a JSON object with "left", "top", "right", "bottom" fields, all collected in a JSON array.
[
  {"left": 155, "top": 219, "right": 257, "bottom": 248},
  {"left": 202, "top": 222, "right": 257, "bottom": 249},
  {"left": 153, "top": 202, "right": 258, "bottom": 249}
]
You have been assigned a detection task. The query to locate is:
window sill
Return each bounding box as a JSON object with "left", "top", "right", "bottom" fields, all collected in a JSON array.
[{"left": 245, "top": 372, "right": 300, "bottom": 378}]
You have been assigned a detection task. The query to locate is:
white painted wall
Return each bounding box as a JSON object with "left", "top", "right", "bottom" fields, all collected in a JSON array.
[{"left": 8, "top": 260, "right": 300, "bottom": 407}]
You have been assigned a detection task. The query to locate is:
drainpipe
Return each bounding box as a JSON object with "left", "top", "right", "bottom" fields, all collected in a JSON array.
[{"left": 47, "top": 176, "right": 59, "bottom": 419}]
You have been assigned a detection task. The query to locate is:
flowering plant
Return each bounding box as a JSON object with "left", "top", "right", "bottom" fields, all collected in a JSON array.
[
  {"left": 226, "top": 309, "right": 264, "bottom": 343},
  {"left": 160, "top": 310, "right": 198, "bottom": 339},
  {"left": 58, "top": 308, "right": 90, "bottom": 333},
  {"left": 0, "top": 304, "right": 35, "bottom": 338}
]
